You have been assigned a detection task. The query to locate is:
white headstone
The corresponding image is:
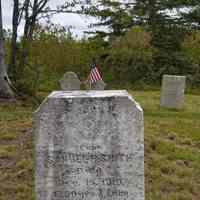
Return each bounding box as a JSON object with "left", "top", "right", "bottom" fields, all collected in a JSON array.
[
  {"left": 34, "top": 90, "right": 144, "bottom": 200},
  {"left": 160, "top": 75, "right": 186, "bottom": 109},
  {"left": 59, "top": 71, "right": 81, "bottom": 90}
]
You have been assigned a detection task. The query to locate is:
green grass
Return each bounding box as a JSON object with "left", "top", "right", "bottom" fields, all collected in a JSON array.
[
  {"left": 0, "top": 91, "right": 200, "bottom": 200},
  {"left": 0, "top": 101, "right": 35, "bottom": 200},
  {"left": 130, "top": 91, "right": 200, "bottom": 200}
]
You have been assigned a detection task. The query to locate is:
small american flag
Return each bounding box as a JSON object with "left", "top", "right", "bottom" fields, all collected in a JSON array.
[{"left": 88, "top": 61, "right": 102, "bottom": 84}]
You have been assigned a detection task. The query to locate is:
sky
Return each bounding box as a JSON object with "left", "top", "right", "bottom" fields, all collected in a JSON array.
[
  {"left": 1, "top": 0, "right": 187, "bottom": 38},
  {"left": 2, "top": 0, "right": 95, "bottom": 38}
]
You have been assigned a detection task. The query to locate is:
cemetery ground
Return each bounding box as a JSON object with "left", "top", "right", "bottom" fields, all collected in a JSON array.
[{"left": 0, "top": 90, "right": 200, "bottom": 200}]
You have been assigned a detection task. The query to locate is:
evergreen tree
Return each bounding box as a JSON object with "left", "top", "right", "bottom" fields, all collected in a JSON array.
[
  {"left": 81, "top": 0, "right": 192, "bottom": 79},
  {"left": 83, "top": 0, "right": 133, "bottom": 40}
]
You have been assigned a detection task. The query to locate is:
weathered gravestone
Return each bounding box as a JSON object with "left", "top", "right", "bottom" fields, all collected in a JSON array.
[
  {"left": 160, "top": 75, "right": 186, "bottom": 109},
  {"left": 85, "top": 80, "right": 106, "bottom": 90},
  {"left": 59, "top": 72, "right": 81, "bottom": 90},
  {"left": 34, "top": 90, "right": 144, "bottom": 200}
]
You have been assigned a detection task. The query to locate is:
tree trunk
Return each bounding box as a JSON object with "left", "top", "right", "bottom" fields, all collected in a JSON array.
[
  {"left": 19, "top": 0, "right": 48, "bottom": 70},
  {"left": 9, "top": 0, "right": 19, "bottom": 80},
  {"left": 0, "top": 0, "right": 14, "bottom": 98}
]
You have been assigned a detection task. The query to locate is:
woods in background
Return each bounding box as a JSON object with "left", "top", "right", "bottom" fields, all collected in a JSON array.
[{"left": 0, "top": 0, "right": 200, "bottom": 97}]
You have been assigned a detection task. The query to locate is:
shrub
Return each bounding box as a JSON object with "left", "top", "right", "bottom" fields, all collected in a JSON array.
[
  {"left": 102, "top": 27, "right": 156, "bottom": 86},
  {"left": 182, "top": 31, "right": 200, "bottom": 86}
]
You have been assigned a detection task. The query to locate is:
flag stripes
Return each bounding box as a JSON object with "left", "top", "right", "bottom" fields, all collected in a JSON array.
[{"left": 88, "top": 63, "right": 102, "bottom": 84}]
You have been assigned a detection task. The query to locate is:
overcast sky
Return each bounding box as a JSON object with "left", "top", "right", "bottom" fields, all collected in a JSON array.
[{"left": 2, "top": 0, "right": 95, "bottom": 38}]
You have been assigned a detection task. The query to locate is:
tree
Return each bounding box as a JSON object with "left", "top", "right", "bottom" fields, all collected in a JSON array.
[
  {"left": 10, "top": 0, "right": 51, "bottom": 81},
  {"left": 182, "top": 31, "right": 200, "bottom": 86},
  {"left": 71, "top": 0, "right": 133, "bottom": 40},
  {"left": 103, "top": 27, "right": 155, "bottom": 84},
  {"left": 0, "top": 0, "right": 14, "bottom": 98},
  {"left": 9, "top": 0, "right": 77, "bottom": 84},
  {"left": 87, "top": 0, "right": 133, "bottom": 40},
  {"left": 9, "top": 0, "right": 19, "bottom": 79},
  {"left": 75, "top": 0, "right": 200, "bottom": 82}
]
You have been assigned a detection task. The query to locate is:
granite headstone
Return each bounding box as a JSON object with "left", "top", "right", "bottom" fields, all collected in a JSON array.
[
  {"left": 59, "top": 72, "right": 81, "bottom": 90},
  {"left": 34, "top": 90, "right": 144, "bottom": 200},
  {"left": 160, "top": 75, "right": 186, "bottom": 109},
  {"left": 85, "top": 80, "right": 106, "bottom": 90}
]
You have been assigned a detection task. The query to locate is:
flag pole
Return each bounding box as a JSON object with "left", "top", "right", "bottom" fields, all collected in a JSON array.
[
  {"left": 90, "top": 57, "right": 96, "bottom": 90},
  {"left": 89, "top": 80, "right": 92, "bottom": 90}
]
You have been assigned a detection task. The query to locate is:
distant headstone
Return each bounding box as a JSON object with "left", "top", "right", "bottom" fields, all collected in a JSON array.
[
  {"left": 59, "top": 71, "right": 81, "bottom": 90},
  {"left": 92, "top": 80, "right": 106, "bottom": 90},
  {"left": 34, "top": 90, "right": 144, "bottom": 200},
  {"left": 160, "top": 75, "right": 186, "bottom": 109},
  {"left": 86, "top": 80, "right": 106, "bottom": 90}
]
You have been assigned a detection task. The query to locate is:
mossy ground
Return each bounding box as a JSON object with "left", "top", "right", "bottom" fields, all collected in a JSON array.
[{"left": 0, "top": 91, "right": 200, "bottom": 200}]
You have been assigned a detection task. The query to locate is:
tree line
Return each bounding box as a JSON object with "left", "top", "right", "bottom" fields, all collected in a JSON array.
[{"left": 0, "top": 0, "right": 200, "bottom": 98}]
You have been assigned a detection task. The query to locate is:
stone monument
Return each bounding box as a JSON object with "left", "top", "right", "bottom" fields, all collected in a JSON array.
[
  {"left": 85, "top": 80, "right": 106, "bottom": 90},
  {"left": 34, "top": 90, "right": 144, "bottom": 200},
  {"left": 59, "top": 71, "right": 81, "bottom": 90},
  {"left": 160, "top": 75, "right": 186, "bottom": 109}
]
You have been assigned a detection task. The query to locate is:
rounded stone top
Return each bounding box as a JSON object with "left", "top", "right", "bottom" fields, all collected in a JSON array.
[
  {"left": 63, "top": 71, "right": 79, "bottom": 79},
  {"left": 59, "top": 71, "right": 81, "bottom": 90}
]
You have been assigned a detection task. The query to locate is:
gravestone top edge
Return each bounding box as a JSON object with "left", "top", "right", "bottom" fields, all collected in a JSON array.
[
  {"left": 34, "top": 90, "right": 142, "bottom": 115},
  {"left": 163, "top": 74, "right": 186, "bottom": 79},
  {"left": 49, "top": 90, "right": 129, "bottom": 99}
]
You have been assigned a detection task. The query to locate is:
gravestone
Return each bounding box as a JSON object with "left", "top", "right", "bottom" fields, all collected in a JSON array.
[
  {"left": 85, "top": 80, "right": 106, "bottom": 90},
  {"left": 92, "top": 80, "right": 106, "bottom": 90},
  {"left": 34, "top": 90, "right": 144, "bottom": 200},
  {"left": 59, "top": 71, "right": 81, "bottom": 90},
  {"left": 160, "top": 75, "right": 186, "bottom": 109}
]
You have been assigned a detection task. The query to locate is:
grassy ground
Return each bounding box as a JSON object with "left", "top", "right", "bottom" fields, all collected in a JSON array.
[{"left": 0, "top": 91, "right": 200, "bottom": 200}]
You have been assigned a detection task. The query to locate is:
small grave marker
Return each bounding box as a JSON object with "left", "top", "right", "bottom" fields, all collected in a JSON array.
[
  {"left": 59, "top": 71, "right": 81, "bottom": 90},
  {"left": 160, "top": 75, "right": 186, "bottom": 109}
]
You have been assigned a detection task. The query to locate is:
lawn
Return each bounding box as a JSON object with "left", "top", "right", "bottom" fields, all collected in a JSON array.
[{"left": 0, "top": 91, "right": 200, "bottom": 200}]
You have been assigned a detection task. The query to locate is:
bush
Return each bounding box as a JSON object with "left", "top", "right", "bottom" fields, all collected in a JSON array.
[
  {"left": 102, "top": 27, "right": 156, "bottom": 85},
  {"left": 182, "top": 31, "right": 200, "bottom": 86}
]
